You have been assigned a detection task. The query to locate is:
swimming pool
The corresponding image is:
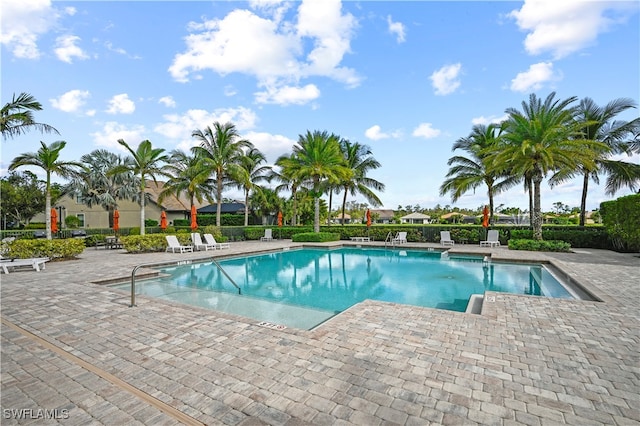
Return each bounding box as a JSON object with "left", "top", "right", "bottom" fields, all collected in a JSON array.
[{"left": 115, "top": 247, "right": 574, "bottom": 329}]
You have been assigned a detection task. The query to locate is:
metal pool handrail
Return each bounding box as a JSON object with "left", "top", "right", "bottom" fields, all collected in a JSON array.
[{"left": 129, "top": 257, "right": 241, "bottom": 308}]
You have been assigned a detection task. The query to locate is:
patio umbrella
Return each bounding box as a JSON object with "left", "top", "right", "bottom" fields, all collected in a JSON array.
[
  {"left": 50, "top": 208, "right": 58, "bottom": 234},
  {"left": 482, "top": 205, "right": 489, "bottom": 228},
  {"left": 190, "top": 205, "right": 198, "bottom": 231},
  {"left": 160, "top": 211, "right": 167, "bottom": 230},
  {"left": 366, "top": 209, "right": 371, "bottom": 227},
  {"left": 113, "top": 209, "right": 120, "bottom": 234},
  {"left": 277, "top": 211, "right": 283, "bottom": 227}
]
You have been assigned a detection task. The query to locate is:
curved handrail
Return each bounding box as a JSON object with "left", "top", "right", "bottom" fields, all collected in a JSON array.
[{"left": 129, "top": 257, "right": 241, "bottom": 308}]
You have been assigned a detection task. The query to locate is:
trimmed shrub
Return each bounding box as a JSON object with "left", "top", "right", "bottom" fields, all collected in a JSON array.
[
  {"left": 119, "top": 234, "right": 192, "bottom": 253},
  {"left": 600, "top": 194, "right": 640, "bottom": 252},
  {"left": 292, "top": 232, "right": 341, "bottom": 243},
  {"left": 508, "top": 239, "right": 571, "bottom": 252},
  {"left": 510, "top": 228, "right": 608, "bottom": 249},
  {"left": 5, "top": 238, "right": 85, "bottom": 260}
]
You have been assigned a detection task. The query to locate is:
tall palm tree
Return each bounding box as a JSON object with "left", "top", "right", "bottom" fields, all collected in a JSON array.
[
  {"left": 271, "top": 154, "right": 306, "bottom": 226},
  {"left": 112, "top": 139, "right": 168, "bottom": 235},
  {"left": 440, "top": 124, "right": 517, "bottom": 224},
  {"left": 236, "top": 147, "right": 271, "bottom": 226},
  {"left": 290, "top": 130, "right": 352, "bottom": 232},
  {"left": 569, "top": 97, "right": 640, "bottom": 225},
  {"left": 338, "top": 139, "right": 385, "bottom": 226},
  {"left": 1, "top": 93, "right": 59, "bottom": 140},
  {"left": 65, "top": 149, "right": 139, "bottom": 228},
  {"left": 9, "top": 141, "right": 84, "bottom": 239},
  {"left": 490, "top": 93, "right": 604, "bottom": 240},
  {"left": 192, "top": 122, "right": 253, "bottom": 227},
  {"left": 158, "top": 150, "right": 215, "bottom": 215}
]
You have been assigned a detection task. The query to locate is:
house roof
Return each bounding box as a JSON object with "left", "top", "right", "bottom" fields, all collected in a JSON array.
[
  {"left": 197, "top": 202, "right": 246, "bottom": 214},
  {"left": 440, "top": 212, "right": 464, "bottom": 219},
  {"left": 145, "top": 181, "right": 207, "bottom": 212},
  {"left": 401, "top": 212, "right": 431, "bottom": 220},
  {"left": 370, "top": 209, "right": 395, "bottom": 218}
]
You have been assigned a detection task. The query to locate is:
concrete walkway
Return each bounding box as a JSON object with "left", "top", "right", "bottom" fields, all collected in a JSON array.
[{"left": 1, "top": 241, "right": 639, "bottom": 425}]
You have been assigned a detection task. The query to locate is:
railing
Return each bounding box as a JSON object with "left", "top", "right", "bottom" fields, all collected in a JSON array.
[
  {"left": 129, "top": 257, "right": 241, "bottom": 307},
  {"left": 384, "top": 232, "right": 395, "bottom": 248}
]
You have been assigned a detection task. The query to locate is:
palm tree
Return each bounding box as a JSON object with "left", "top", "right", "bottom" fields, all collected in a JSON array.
[
  {"left": 338, "top": 139, "right": 385, "bottom": 226},
  {"left": 192, "top": 122, "right": 253, "bottom": 227},
  {"left": 1, "top": 93, "right": 59, "bottom": 140},
  {"left": 490, "top": 93, "right": 604, "bottom": 240},
  {"left": 236, "top": 147, "right": 271, "bottom": 226},
  {"left": 290, "top": 130, "right": 352, "bottom": 232},
  {"left": 271, "top": 154, "right": 306, "bottom": 226},
  {"left": 112, "top": 139, "right": 168, "bottom": 235},
  {"left": 9, "top": 141, "right": 84, "bottom": 239},
  {"left": 569, "top": 97, "right": 640, "bottom": 225},
  {"left": 440, "top": 124, "right": 518, "bottom": 224},
  {"left": 65, "top": 149, "right": 139, "bottom": 228},
  {"left": 158, "top": 150, "right": 215, "bottom": 215}
]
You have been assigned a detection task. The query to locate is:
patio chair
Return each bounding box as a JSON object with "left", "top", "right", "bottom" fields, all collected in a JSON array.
[
  {"left": 480, "top": 230, "right": 501, "bottom": 247},
  {"left": 165, "top": 235, "right": 193, "bottom": 253},
  {"left": 203, "top": 233, "right": 230, "bottom": 250},
  {"left": 440, "top": 231, "right": 455, "bottom": 246},
  {"left": 392, "top": 231, "right": 407, "bottom": 244},
  {"left": 0, "top": 256, "right": 49, "bottom": 274},
  {"left": 260, "top": 229, "right": 273, "bottom": 241},
  {"left": 191, "top": 233, "right": 216, "bottom": 251}
]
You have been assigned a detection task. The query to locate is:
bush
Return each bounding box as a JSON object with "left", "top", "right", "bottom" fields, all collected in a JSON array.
[
  {"left": 292, "top": 232, "right": 341, "bottom": 242},
  {"left": 508, "top": 239, "right": 571, "bottom": 252},
  {"left": 600, "top": 194, "right": 640, "bottom": 252},
  {"left": 5, "top": 238, "right": 85, "bottom": 260},
  {"left": 120, "top": 235, "right": 173, "bottom": 253},
  {"left": 145, "top": 219, "right": 158, "bottom": 227},
  {"left": 510, "top": 228, "right": 608, "bottom": 249}
]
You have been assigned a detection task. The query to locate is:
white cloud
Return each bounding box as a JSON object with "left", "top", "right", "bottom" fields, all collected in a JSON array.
[
  {"left": 91, "top": 122, "right": 147, "bottom": 151},
  {"left": 365, "top": 125, "right": 388, "bottom": 141},
  {"left": 158, "top": 96, "right": 176, "bottom": 108},
  {"left": 430, "top": 63, "right": 462, "bottom": 96},
  {"left": 242, "top": 131, "right": 296, "bottom": 163},
  {"left": 0, "top": 0, "right": 59, "bottom": 59},
  {"left": 387, "top": 15, "right": 406, "bottom": 43},
  {"left": 255, "top": 84, "right": 320, "bottom": 105},
  {"left": 224, "top": 85, "right": 237, "bottom": 97},
  {"left": 54, "top": 35, "right": 89, "bottom": 63},
  {"left": 106, "top": 94, "right": 135, "bottom": 114},
  {"left": 169, "top": 0, "right": 359, "bottom": 105},
  {"left": 510, "top": 62, "right": 560, "bottom": 92},
  {"left": 50, "top": 90, "right": 90, "bottom": 113},
  {"left": 154, "top": 106, "right": 259, "bottom": 151},
  {"left": 471, "top": 114, "right": 509, "bottom": 126},
  {"left": 507, "top": 0, "right": 635, "bottom": 59},
  {"left": 412, "top": 123, "right": 441, "bottom": 139}
]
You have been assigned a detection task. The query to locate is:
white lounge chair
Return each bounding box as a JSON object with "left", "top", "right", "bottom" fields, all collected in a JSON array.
[
  {"left": 165, "top": 235, "right": 193, "bottom": 253},
  {"left": 203, "top": 233, "right": 230, "bottom": 249},
  {"left": 191, "top": 233, "right": 216, "bottom": 251},
  {"left": 440, "top": 231, "right": 455, "bottom": 246},
  {"left": 0, "top": 256, "right": 49, "bottom": 274},
  {"left": 480, "top": 230, "right": 501, "bottom": 247},
  {"left": 260, "top": 229, "right": 273, "bottom": 241},
  {"left": 392, "top": 231, "right": 407, "bottom": 244}
]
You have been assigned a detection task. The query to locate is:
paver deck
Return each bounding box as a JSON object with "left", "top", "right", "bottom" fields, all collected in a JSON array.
[{"left": 1, "top": 240, "right": 639, "bottom": 425}]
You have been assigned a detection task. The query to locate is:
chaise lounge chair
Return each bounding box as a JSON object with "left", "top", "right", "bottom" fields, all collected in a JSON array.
[
  {"left": 191, "top": 233, "right": 216, "bottom": 251},
  {"left": 480, "top": 230, "right": 501, "bottom": 247},
  {"left": 392, "top": 231, "right": 407, "bottom": 244},
  {"left": 260, "top": 229, "right": 274, "bottom": 241},
  {"left": 204, "top": 233, "right": 230, "bottom": 250},
  {"left": 0, "top": 256, "right": 49, "bottom": 274},
  {"left": 165, "top": 235, "right": 193, "bottom": 253},
  {"left": 440, "top": 231, "right": 455, "bottom": 246}
]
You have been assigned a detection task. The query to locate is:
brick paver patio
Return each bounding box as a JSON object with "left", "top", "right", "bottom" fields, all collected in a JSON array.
[{"left": 1, "top": 240, "right": 639, "bottom": 425}]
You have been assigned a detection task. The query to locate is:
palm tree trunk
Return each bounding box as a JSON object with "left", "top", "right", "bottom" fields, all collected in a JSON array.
[
  {"left": 488, "top": 190, "right": 494, "bottom": 226},
  {"left": 327, "top": 191, "right": 332, "bottom": 226},
  {"left": 216, "top": 178, "right": 223, "bottom": 227},
  {"left": 532, "top": 174, "right": 543, "bottom": 240},
  {"left": 140, "top": 188, "right": 146, "bottom": 235},
  {"left": 579, "top": 172, "right": 589, "bottom": 226},
  {"left": 291, "top": 187, "right": 297, "bottom": 226},
  {"left": 341, "top": 190, "right": 348, "bottom": 227},
  {"left": 527, "top": 176, "right": 533, "bottom": 229},
  {"left": 314, "top": 196, "right": 320, "bottom": 233},
  {"left": 244, "top": 189, "right": 250, "bottom": 227},
  {"left": 45, "top": 177, "right": 52, "bottom": 240}
]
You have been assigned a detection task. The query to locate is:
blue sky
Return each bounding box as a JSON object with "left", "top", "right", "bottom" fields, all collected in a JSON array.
[{"left": 2, "top": 0, "right": 639, "bottom": 212}]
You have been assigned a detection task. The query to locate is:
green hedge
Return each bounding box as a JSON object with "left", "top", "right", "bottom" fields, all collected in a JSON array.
[
  {"left": 510, "top": 228, "right": 608, "bottom": 249},
  {"left": 119, "top": 234, "right": 193, "bottom": 253},
  {"left": 600, "top": 194, "right": 640, "bottom": 252},
  {"left": 4, "top": 239, "right": 85, "bottom": 260},
  {"left": 508, "top": 239, "right": 571, "bottom": 252},
  {"left": 291, "top": 232, "right": 341, "bottom": 242}
]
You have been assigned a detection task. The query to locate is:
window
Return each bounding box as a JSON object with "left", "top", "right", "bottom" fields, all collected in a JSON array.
[{"left": 77, "top": 213, "right": 85, "bottom": 228}]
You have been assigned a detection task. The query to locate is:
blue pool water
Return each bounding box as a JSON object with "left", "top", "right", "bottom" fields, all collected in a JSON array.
[{"left": 116, "top": 248, "right": 574, "bottom": 329}]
